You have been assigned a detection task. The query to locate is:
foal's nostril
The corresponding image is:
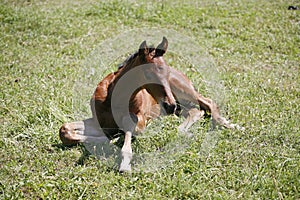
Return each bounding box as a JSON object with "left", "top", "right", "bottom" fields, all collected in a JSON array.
[{"left": 162, "top": 102, "right": 176, "bottom": 114}]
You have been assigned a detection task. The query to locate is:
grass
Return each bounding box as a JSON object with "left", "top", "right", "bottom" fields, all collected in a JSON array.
[{"left": 1, "top": 0, "right": 299, "bottom": 199}]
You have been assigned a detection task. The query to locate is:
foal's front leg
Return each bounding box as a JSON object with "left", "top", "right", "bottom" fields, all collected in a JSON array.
[
  {"left": 119, "top": 131, "right": 133, "bottom": 172},
  {"left": 119, "top": 115, "right": 137, "bottom": 172}
]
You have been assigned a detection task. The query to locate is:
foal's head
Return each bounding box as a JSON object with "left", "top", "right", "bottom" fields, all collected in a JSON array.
[
  {"left": 135, "top": 37, "right": 177, "bottom": 113},
  {"left": 118, "top": 37, "right": 176, "bottom": 113}
]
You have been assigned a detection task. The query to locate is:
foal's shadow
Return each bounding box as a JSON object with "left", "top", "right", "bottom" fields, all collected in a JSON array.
[
  {"left": 52, "top": 143, "right": 90, "bottom": 165},
  {"left": 52, "top": 136, "right": 125, "bottom": 168}
]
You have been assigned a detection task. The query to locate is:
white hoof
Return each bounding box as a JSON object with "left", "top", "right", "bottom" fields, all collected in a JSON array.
[
  {"left": 119, "top": 151, "right": 132, "bottom": 172},
  {"left": 119, "top": 163, "right": 132, "bottom": 173},
  {"left": 230, "top": 123, "right": 245, "bottom": 131}
]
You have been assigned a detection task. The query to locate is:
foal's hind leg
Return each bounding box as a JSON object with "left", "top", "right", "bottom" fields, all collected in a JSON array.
[
  {"left": 178, "top": 108, "right": 205, "bottom": 133},
  {"left": 170, "top": 67, "right": 244, "bottom": 129},
  {"left": 195, "top": 94, "right": 244, "bottom": 130},
  {"left": 59, "top": 118, "right": 108, "bottom": 145}
]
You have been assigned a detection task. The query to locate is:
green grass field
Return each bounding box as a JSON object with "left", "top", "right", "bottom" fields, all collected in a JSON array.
[{"left": 1, "top": 0, "right": 299, "bottom": 199}]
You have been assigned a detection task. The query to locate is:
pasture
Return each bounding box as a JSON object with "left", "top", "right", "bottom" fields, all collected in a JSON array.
[{"left": 1, "top": 0, "right": 299, "bottom": 199}]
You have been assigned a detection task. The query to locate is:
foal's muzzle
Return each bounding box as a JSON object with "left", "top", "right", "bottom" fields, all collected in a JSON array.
[{"left": 162, "top": 102, "right": 177, "bottom": 114}]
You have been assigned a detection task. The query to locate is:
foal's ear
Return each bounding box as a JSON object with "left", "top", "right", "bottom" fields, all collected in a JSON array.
[
  {"left": 139, "top": 40, "right": 149, "bottom": 56},
  {"left": 156, "top": 37, "right": 168, "bottom": 57}
]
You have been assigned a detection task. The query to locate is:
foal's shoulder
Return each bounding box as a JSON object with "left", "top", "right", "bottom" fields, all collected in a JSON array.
[{"left": 93, "top": 72, "right": 117, "bottom": 102}]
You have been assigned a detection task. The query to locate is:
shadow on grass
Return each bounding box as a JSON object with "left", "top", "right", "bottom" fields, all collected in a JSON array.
[
  {"left": 52, "top": 141, "right": 123, "bottom": 172},
  {"left": 52, "top": 143, "right": 92, "bottom": 166}
]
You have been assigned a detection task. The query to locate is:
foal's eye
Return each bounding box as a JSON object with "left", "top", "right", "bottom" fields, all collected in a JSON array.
[{"left": 158, "top": 66, "right": 164, "bottom": 71}]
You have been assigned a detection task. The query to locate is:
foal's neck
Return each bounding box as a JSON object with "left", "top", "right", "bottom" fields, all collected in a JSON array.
[
  {"left": 108, "top": 57, "right": 145, "bottom": 107},
  {"left": 118, "top": 56, "right": 141, "bottom": 77}
]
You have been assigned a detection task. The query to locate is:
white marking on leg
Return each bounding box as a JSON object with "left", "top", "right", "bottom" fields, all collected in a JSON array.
[
  {"left": 178, "top": 109, "right": 205, "bottom": 133},
  {"left": 119, "top": 131, "right": 133, "bottom": 172}
]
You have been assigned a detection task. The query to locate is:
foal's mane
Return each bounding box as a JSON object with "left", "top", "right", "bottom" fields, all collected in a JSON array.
[
  {"left": 118, "top": 45, "right": 156, "bottom": 70},
  {"left": 118, "top": 52, "right": 139, "bottom": 69}
]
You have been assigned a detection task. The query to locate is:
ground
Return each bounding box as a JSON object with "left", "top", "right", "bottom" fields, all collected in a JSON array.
[{"left": 0, "top": 0, "right": 299, "bottom": 199}]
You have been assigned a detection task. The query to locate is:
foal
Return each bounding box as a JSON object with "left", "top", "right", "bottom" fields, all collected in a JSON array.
[
  {"left": 59, "top": 37, "right": 241, "bottom": 172},
  {"left": 60, "top": 37, "right": 177, "bottom": 172}
]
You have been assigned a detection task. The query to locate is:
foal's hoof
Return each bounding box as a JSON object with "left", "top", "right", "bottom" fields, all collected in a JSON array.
[
  {"left": 178, "top": 127, "right": 193, "bottom": 138},
  {"left": 59, "top": 124, "right": 80, "bottom": 146},
  {"left": 119, "top": 164, "right": 132, "bottom": 173},
  {"left": 119, "top": 151, "right": 132, "bottom": 173},
  {"left": 229, "top": 123, "right": 245, "bottom": 131}
]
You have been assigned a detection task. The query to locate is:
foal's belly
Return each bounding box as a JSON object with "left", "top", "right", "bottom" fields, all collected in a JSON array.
[{"left": 93, "top": 100, "right": 121, "bottom": 139}]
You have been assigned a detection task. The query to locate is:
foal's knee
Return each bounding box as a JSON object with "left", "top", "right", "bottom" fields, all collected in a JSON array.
[{"left": 59, "top": 123, "right": 80, "bottom": 145}]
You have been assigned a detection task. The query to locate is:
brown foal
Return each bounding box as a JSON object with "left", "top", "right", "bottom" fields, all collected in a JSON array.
[{"left": 59, "top": 37, "right": 241, "bottom": 172}]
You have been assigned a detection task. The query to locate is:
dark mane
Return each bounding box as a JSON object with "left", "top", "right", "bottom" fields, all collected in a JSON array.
[
  {"left": 118, "top": 46, "right": 155, "bottom": 70},
  {"left": 118, "top": 52, "right": 138, "bottom": 69}
]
